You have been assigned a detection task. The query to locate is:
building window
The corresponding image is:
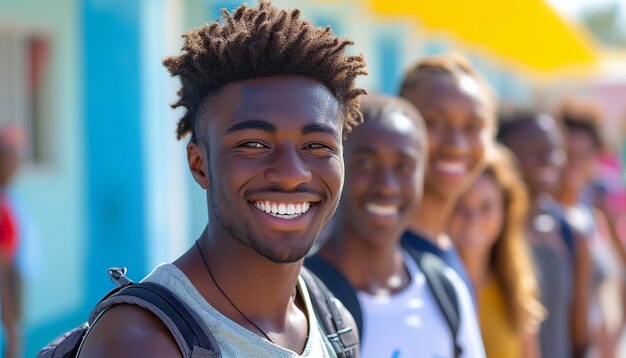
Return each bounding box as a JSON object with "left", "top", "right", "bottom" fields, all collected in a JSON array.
[{"left": 0, "top": 27, "right": 50, "bottom": 165}]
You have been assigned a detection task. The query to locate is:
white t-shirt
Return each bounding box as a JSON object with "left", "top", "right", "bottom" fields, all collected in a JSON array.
[{"left": 357, "top": 250, "right": 485, "bottom": 358}]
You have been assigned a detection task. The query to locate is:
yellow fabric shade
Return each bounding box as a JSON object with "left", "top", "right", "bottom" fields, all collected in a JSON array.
[{"left": 368, "top": 0, "right": 599, "bottom": 74}]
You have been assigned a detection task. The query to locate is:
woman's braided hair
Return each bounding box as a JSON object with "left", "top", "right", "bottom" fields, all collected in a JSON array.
[{"left": 164, "top": 0, "right": 368, "bottom": 140}]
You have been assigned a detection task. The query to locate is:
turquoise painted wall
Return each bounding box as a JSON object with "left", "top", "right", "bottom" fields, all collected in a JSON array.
[{"left": 0, "top": 0, "right": 86, "bottom": 354}]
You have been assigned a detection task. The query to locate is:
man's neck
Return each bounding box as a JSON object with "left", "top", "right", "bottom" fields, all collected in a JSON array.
[
  {"left": 176, "top": 226, "right": 303, "bottom": 325},
  {"left": 319, "top": 227, "right": 408, "bottom": 294},
  {"left": 556, "top": 186, "right": 580, "bottom": 207}
]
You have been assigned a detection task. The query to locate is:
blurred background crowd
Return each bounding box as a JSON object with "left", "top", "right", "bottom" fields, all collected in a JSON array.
[{"left": 0, "top": 0, "right": 625, "bottom": 356}]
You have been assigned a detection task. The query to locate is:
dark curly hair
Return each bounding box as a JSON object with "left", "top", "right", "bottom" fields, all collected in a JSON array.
[
  {"left": 559, "top": 102, "right": 605, "bottom": 152},
  {"left": 164, "top": 0, "right": 367, "bottom": 141}
]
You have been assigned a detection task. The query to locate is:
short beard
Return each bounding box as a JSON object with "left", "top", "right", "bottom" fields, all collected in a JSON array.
[{"left": 210, "top": 188, "right": 314, "bottom": 264}]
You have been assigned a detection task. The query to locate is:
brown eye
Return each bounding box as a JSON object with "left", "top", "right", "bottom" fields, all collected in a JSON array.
[
  {"left": 240, "top": 141, "right": 267, "bottom": 149},
  {"left": 465, "top": 120, "right": 483, "bottom": 133},
  {"left": 305, "top": 143, "right": 327, "bottom": 150},
  {"left": 354, "top": 158, "right": 374, "bottom": 171},
  {"left": 397, "top": 160, "right": 416, "bottom": 174}
]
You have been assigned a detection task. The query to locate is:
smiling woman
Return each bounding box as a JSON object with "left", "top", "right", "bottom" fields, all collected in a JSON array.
[{"left": 397, "top": 53, "right": 496, "bottom": 292}]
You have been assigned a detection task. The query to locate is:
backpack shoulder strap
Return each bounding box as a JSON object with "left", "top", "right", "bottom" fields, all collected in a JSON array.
[
  {"left": 87, "top": 281, "right": 221, "bottom": 358},
  {"left": 300, "top": 267, "right": 358, "bottom": 358},
  {"left": 304, "top": 255, "right": 363, "bottom": 337},
  {"left": 404, "top": 246, "right": 463, "bottom": 358},
  {"left": 558, "top": 216, "right": 576, "bottom": 257}
]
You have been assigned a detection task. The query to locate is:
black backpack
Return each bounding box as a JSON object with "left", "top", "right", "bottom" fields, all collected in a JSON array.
[
  {"left": 36, "top": 267, "right": 358, "bottom": 358},
  {"left": 305, "top": 246, "right": 462, "bottom": 358}
]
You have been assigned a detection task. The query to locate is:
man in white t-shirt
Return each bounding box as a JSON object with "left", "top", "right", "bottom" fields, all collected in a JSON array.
[{"left": 306, "top": 94, "right": 485, "bottom": 357}]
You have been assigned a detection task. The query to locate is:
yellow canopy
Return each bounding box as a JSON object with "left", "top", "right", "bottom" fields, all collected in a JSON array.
[{"left": 368, "top": 0, "right": 599, "bottom": 75}]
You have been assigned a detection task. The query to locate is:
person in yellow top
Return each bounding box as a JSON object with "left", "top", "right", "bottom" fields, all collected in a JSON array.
[{"left": 449, "top": 145, "right": 546, "bottom": 358}]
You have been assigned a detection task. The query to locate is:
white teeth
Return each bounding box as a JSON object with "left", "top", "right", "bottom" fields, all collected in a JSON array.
[
  {"left": 436, "top": 161, "right": 466, "bottom": 174},
  {"left": 253, "top": 201, "right": 314, "bottom": 219},
  {"left": 365, "top": 203, "right": 399, "bottom": 216}
]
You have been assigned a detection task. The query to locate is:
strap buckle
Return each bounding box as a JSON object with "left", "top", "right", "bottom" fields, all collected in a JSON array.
[
  {"left": 108, "top": 267, "right": 131, "bottom": 288},
  {"left": 326, "top": 326, "right": 357, "bottom": 358}
]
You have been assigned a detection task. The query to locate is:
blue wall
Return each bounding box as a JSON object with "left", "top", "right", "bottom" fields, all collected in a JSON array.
[{"left": 82, "top": 0, "right": 147, "bottom": 306}]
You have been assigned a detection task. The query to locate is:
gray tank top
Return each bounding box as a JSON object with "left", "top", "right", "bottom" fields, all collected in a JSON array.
[
  {"left": 143, "top": 263, "right": 337, "bottom": 358},
  {"left": 533, "top": 243, "right": 573, "bottom": 358}
]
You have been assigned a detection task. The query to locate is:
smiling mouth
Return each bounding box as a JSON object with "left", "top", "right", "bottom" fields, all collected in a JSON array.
[
  {"left": 364, "top": 203, "right": 399, "bottom": 216},
  {"left": 435, "top": 161, "right": 467, "bottom": 175},
  {"left": 253, "top": 201, "right": 313, "bottom": 219}
]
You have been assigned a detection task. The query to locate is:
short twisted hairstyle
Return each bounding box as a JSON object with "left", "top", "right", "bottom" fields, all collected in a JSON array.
[{"left": 164, "top": 0, "right": 367, "bottom": 141}]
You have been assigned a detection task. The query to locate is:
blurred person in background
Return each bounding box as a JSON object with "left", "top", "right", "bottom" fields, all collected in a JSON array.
[
  {"left": 398, "top": 53, "right": 497, "bottom": 301},
  {"left": 449, "top": 144, "right": 545, "bottom": 358},
  {"left": 0, "top": 124, "right": 25, "bottom": 358},
  {"left": 307, "top": 94, "right": 485, "bottom": 357},
  {"left": 580, "top": 112, "right": 626, "bottom": 265},
  {"left": 498, "top": 110, "right": 591, "bottom": 358},
  {"left": 555, "top": 105, "right": 626, "bottom": 358}
]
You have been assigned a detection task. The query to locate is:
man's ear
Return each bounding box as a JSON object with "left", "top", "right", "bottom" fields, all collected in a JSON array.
[{"left": 187, "top": 141, "right": 210, "bottom": 189}]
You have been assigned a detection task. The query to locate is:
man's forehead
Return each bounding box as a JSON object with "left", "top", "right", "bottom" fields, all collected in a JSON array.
[{"left": 208, "top": 78, "right": 342, "bottom": 129}]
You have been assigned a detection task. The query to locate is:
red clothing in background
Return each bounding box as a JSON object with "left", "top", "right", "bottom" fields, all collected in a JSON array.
[{"left": 0, "top": 195, "right": 19, "bottom": 261}]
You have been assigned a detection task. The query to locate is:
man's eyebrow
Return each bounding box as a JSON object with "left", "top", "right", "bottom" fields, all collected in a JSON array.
[
  {"left": 351, "top": 147, "right": 376, "bottom": 155},
  {"left": 225, "top": 120, "right": 277, "bottom": 134},
  {"left": 302, "top": 123, "right": 339, "bottom": 138}
]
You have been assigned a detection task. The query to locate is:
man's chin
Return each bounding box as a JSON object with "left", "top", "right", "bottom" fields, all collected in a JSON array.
[
  {"left": 260, "top": 248, "right": 311, "bottom": 264},
  {"left": 253, "top": 236, "right": 317, "bottom": 264}
]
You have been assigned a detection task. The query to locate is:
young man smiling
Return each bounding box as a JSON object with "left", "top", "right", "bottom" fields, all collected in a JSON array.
[{"left": 78, "top": 1, "right": 367, "bottom": 357}]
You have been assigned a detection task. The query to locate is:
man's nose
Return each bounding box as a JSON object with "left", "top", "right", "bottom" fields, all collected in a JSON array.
[{"left": 265, "top": 144, "right": 312, "bottom": 189}]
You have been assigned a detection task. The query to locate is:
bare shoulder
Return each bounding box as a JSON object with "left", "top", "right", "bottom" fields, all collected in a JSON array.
[{"left": 78, "top": 304, "right": 182, "bottom": 358}]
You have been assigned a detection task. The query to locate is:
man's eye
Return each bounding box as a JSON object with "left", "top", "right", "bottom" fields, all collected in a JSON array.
[
  {"left": 354, "top": 158, "right": 374, "bottom": 170},
  {"left": 424, "top": 117, "right": 444, "bottom": 131},
  {"left": 397, "top": 161, "right": 416, "bottom": 173},
  {"left": 465, "top": 122, "right": 483, "bottom": 133},
  {"left": 306, "top": 143, "right": 328, "bottom": 150},
  {"left": 241, "top": 141, "right": 266, "bottom": 149}
]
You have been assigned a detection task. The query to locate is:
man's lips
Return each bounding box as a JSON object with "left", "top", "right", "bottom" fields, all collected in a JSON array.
[{"left": 364, "top": 202, "right": 400, "bottom": 216}]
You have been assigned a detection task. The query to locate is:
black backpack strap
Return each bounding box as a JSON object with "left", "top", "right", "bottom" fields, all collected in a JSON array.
[
  {"left": 404, "top": 246, "right": 463, "bottom": 358},
  {"left": 304, "top": 255, "right": 363, "bottom": 337},
  {"left": 558, "top": 216, "right": 576, "bottom": 257},
  {"left": 300, "top": 267, "right": 358, "bottom": 358},
  {"left": 88, "top": 281, "right": 220, "bottom": 358}
]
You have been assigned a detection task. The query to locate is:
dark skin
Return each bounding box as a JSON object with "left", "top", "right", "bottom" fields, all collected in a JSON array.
[
  {"left": 558, "top": 127, "right": 626, "bottom": 356},
  {"left": 503, "top": 116, "right": 591, "bottom": 358},
  {"left": 79, "top": 76, "right": 358, "bottom": 357},
  {"left": 319, "top": 110, "right": 426, "bottom": 295},
  {"left": 402, "top": 73, "right": 493, "bottom": 247},
  {"left": 502, "top": 115, "right": 566, "bottom": 200}
]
